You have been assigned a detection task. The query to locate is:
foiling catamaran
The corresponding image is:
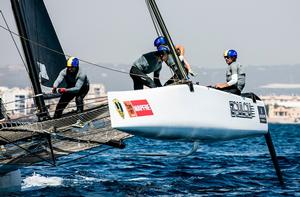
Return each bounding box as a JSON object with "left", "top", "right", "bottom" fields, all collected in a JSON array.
[
  {"left": 107, "top": 0, "right": 284, "bottom": 184},
  {"left": 0, "top": 0, "right": 130, "bottom": 192},
  {"left": 0, "top": 0, "right": 284, "bottom": 192}
]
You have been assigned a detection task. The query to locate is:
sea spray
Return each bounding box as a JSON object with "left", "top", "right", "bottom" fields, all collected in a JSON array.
[{"left": 22, "top": 172, "right": 63, "bottom": 191}]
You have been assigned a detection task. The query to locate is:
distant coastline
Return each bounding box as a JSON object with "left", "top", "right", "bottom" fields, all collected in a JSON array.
[{"left": 261, "top": 95, "right": 300, "bottom": 124}]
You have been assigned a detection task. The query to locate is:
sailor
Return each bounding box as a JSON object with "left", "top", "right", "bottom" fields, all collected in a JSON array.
[
  {"left": 175, "top": 45, "right": 195, "bottom": 77},
  {"left": 214, "top": 49, "right": 245, "bottom": 95},
  {"left": 130, "top": 45, "right": 175, "bottom": 90},
  {"left": 154, "top": 36, "right": 195, "bottom": 85},
  {"left": 52, "top": 57, "right": 89, "bottom": 118},
  {"left": 164, "top": 44, "right": 196, "bottom": 85}
]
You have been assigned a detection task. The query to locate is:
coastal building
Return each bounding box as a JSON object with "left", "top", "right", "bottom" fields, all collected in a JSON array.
[
  {"left": 85, "top": 84, "right": 106, "bottom": 108},
  {"left": 261, "top": 95, "right": 300, "bottom": 124},
  {"left": 0, "top": 87, "right": 34, "bottom": 118}
]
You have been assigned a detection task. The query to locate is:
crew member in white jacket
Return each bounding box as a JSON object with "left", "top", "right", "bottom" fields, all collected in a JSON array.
[{"left": 215, "top": 49, "right": 245, "bottom": 95}]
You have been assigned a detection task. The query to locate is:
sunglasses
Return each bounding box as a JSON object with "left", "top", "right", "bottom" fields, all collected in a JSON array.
[{"left": 224, "top": 56, "right": 231, "bottom": 59}]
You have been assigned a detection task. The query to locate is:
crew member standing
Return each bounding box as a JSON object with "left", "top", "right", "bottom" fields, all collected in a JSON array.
[
  {"left": 215, "top": 49, "right": 245, "bottom": 95},
  {"left": 52, "top": 57, "right": 89, "bottom": 118},
  {"left": 130, "top": 45, "right": 175, "bottom": 90}
]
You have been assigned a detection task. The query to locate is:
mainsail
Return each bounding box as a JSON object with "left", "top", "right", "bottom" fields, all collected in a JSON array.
[{"left": 18, "top": 0, "right": 66, "bottom": 88}]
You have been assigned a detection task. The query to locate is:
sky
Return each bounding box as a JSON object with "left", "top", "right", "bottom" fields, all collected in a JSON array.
[{"left": 0, "top": 0, "right": 300, "bottom": 69}]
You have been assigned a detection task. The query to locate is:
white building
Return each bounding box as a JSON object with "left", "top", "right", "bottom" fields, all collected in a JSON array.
[
  {"left": 261, "top": 95, "right": 300, "bottom": 124},
  {"left": 0, "top": 87, "right": 34, "bottom": 118}
]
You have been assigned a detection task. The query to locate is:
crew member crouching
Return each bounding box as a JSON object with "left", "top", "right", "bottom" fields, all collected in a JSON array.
[
  {"left": 130, "top": 45, "right": 175, "bottom": 90},
  {"left": 52, "top": 57, "right": 89, "bottom": 118}
]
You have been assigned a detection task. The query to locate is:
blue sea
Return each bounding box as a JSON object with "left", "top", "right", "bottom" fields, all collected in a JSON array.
[{"left": 11, "top": 124, "right": 300, "bottom": 196}]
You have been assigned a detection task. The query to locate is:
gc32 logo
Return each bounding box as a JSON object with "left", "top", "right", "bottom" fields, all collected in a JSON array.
[{"left": 229, "top": 101, "right": 255, "bottom": 119}]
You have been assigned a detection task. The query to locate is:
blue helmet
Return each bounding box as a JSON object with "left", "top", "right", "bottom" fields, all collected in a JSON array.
[
  {"left": 224, "top": 49, "right": 237, "bottom": 58},
  {"left": 157, "top": 45, "right": 170, "bottom": 53},
  {"left": 67, "top": 57, "right": 79, "bottom": 68},
  {"left": 154, "top": 36, "right": 167, "bottom": 47}
]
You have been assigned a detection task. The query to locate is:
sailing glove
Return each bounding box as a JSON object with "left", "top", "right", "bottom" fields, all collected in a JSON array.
[
  {"left": 52, "top": 87, "right": 57, "bottom": 93},
  {"left": 58, "top": 88, "right": 67, "bottom": 94}
]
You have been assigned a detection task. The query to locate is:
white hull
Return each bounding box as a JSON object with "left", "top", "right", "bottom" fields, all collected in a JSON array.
[{"left": 108, "top": 85, "right": 268, "bottom": 142}]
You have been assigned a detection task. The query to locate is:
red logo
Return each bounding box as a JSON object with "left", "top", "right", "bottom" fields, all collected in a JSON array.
[{"left": 124, "top": 99, "right": 153, "bottom": 117}]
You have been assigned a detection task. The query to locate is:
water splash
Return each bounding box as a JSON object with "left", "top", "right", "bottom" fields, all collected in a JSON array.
[{"left": 21, "top": 172, "right": 63, "bottom": 191}]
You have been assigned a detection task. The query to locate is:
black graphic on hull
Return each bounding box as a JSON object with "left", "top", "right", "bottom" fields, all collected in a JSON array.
[
  {"left": 257, "top": 106, "right": 267, "bottom": 123},
  {"left": 229, "top": 101, "right": 255, "bottom": 119}
]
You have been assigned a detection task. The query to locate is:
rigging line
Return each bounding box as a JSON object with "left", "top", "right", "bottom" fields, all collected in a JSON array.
[
  {"left": 0, "top": 24, "right": 125, "bottom": 72},
  {"left": 0, "top": 24, "right": 178, "bottom": 82},
  {"left": 4, "top": 104, "right": 37, "bottom": 113},
  {"left": 49, "top": 102, "right": 104, "bottom": 112},
  {"left": 5, "top": 113, "right": 37, "bottom": 121},
  {"left": 3, "top": 96, "right": 106, "bottom": 112},
  {"left": 146, "top": 0, "right": 184, "bottom": 83},
  {"left": 2, "top": 102, "right": 105, "bottom": 123},
  {"left": 0, "top": 23, "right": 128, "bottom": 74},
  {"left": 0, "top": 24, "right": 64, "bottom": 59},
  {"left": 148, "top": 0, "right": 188, "bottom": 80},
  {"left": 2, "top": 95, "right": 36, "bottom": 105},
  {"left": 0, "top": 134, "right": 56, "bottom": 166},
  {"left": 2, "top": 102, "right": 108, "bottom": 124},
  {"left": 1, "top": 100, "right": 105, "bottom": 122},
  {"left": 41, "top": 103, "right": 103, "bottom": 117},
  {"left": 57, "top": 146, "right": 113, "bottom": 166},
  {"left": 2, "top": 95, "right": 106, "bottom": 112},
  {"left": 2, "top": 94, "right": 106, "bottom": 106},
  {"left": 51, "top": 133, "right": 114, "bottom": 147},
  {"left": 41, "top": 100, "right": 106, "bottom": 110},
  {"left": 146, "top": 0, "right": 161, "bottom": 36},
  {"left": 0, "top": 11, "right": 30, "bottom": 76},
  {"left": 152, "top": 1, "right": 163, "bottom": 36}
]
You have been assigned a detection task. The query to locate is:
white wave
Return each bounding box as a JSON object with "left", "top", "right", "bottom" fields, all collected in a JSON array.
[
  {"left": 21, "top": 172, "right": 63, "bottom": 191},
  {"left": 73, "top": 175, "right": 110, "bottom": 183},
  {"left": 75, "top": 175, "right": 98, "bottom": 182},
  {"left": 127, "top": 177, "right": 149, "bottom": 181}
]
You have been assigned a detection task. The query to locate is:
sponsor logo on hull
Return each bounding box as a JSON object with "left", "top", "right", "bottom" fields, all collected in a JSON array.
[
  {"left": 229, "top": 101, "right": 255, "bottom": 119},
  {"left": 257, "top": 106, "right": 267, "bottom": 123},
  {"left": 113, "top": 99, "right": 124, "bottom": 119},
  {"left": 124, "top": 99, "right": 153, "bottom": 117}
]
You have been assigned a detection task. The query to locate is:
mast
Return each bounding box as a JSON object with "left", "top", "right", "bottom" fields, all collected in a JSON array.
[
  {"left": 147, "top": 0, "right": 187, "bottom": 80},
  {"left": 11, "top": 0, "right": 48, "bottom": 120}
]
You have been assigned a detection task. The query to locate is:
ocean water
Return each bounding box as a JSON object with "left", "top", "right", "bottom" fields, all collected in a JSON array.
[{"left": 10, "top": 124, "right": 300, "bottom": 196}]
